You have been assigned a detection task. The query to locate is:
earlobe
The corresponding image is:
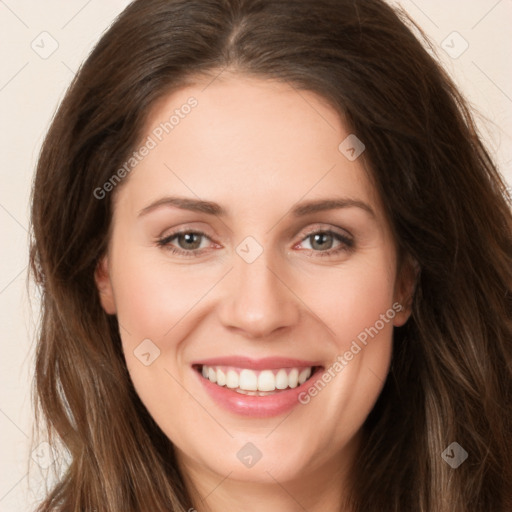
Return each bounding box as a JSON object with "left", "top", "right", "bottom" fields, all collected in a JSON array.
[
  {"left": 393, "top": 256, "right": 419, "bottom": 327},
  {"left": 94, "top": 255, "right": 117, "bottom": 315}
]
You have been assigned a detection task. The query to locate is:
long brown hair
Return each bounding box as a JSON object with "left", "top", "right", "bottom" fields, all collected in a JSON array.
[{"left": 29, "top": 0, "right": 512, "bottom": 510}]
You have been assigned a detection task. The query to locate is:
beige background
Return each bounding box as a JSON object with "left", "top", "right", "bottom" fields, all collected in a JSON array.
[{"left": 0, "top": 0, "right": 511, "bottom": 510}]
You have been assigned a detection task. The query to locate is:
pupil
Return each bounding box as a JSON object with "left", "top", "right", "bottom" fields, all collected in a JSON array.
[
  {"left": 180, "top": 233, "right": 201, "bottom": 249},
  {"left": 312, "top": 233, "right": 332, "bottom": 250}
]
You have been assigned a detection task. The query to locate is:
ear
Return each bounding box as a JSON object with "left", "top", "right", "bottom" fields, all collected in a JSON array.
[
  {"left": 94, "top": 255, "right": 117, "bottom": 315},
  {"left": 392, "top": 254, "right": 419, "bottom": 327}
]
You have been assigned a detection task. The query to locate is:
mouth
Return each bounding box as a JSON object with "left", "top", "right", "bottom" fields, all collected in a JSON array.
[
  {"left": 191, "top": 357, "right": 325, "bottom": 417},
  {"left": 192, "top": 364, "right": 321, "bottom": 396}
]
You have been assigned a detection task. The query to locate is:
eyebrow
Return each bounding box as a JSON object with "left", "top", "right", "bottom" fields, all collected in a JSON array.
[{"left": 137, "top": 195, "right": 375, "bottom": 218}]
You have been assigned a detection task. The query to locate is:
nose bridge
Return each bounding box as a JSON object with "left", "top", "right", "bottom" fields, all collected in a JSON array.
[{"left": 217, "top": 238, "right": 300, "bottom": 337}]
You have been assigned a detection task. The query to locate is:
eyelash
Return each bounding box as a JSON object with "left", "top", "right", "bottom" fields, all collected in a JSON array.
[{"left": 156, "top": 227, "right": 354, "bottom": 258}]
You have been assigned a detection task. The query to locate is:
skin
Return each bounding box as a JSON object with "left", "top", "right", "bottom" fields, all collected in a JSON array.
[{"left": 95, "top": 71, "right": 414, "bottom": 512}]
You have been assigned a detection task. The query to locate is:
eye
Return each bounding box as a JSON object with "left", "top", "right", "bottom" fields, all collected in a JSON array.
[
  {"left": 297, "top": 229, "right": 354, "bottom": 257},
  {"left": 156, "top": 230, "right": 213, "bottom": 257}
]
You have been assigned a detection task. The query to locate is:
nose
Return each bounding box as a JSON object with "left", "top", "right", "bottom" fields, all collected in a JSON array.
[{"left": 216, "top": 248, "right": 301, "bottom": 339}]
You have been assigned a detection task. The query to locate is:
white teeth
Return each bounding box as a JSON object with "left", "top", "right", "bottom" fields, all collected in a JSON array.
[
  {"left": 226, "top": 370, "right": 239, "bottom": 389},
  {"left": 200, "top": 365, "right": 315, "bottom": 392},
  {"left": 258, "top": 370, "right": 275, "bottom": 391},
  {"left": 298, "top": 367, "right": 312, "bottom": 384},
  {"left": 239, "top": 369, "right": 258, "bottom": 391},
  {"left": 208, "top": 367, "right": 217, "bottom": 383},
  {"left": 288, "top": 368, "right": 299, "bottom": 388},
  {"left": 216, "top": 368, "right": 226, "bottom": 386},
  {"left": 275, "top": 369, "right": 288, "bottom": 389}
]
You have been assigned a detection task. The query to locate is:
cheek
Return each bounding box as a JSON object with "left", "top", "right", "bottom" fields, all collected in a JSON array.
[
  {"left": 299, "top": 254, "right": 397, "bottom": 348},
  {"left": 111, "top": 247, "right": 221, "bottom": 339},
  {"left": 108, "top": 250, "right": 206, "bottom": 424},
  {"left": 295, "top": 253, "right": 396, "bottom": 424}
]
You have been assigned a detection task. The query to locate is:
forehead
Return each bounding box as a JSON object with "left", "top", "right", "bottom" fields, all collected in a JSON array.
[{"left": 113, "top": 73, "right": 383, "bottom": 221}]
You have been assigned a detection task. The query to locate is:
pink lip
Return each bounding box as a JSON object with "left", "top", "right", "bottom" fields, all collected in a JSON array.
[
  {"left": 192, "top": 359, "right": 324, "bottom": 418},
  {"left": 191, "top": 355, "right": 320, "bottom": 370}
]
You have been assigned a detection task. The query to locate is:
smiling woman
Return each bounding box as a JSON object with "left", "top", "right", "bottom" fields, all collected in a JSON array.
[{"left": 29, "top": 1, "right": 512, "bottom": 512}]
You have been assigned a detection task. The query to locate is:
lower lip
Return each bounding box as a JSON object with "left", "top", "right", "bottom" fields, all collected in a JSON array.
[{"left": 193, "top": 366, "right": 324, "bottom": 418}]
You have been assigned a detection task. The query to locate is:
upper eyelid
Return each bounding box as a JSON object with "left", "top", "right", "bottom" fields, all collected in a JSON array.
[
  {"left": 299, "top": 224, "right": 353, "bottom": 240},
  {"left": 160, "top": 221, "right": 353, "bottom": 239}
]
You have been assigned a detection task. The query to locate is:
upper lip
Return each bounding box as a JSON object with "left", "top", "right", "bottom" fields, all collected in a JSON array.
[{"left": 192, "top": 356, "right": 322, "bottom": 370}]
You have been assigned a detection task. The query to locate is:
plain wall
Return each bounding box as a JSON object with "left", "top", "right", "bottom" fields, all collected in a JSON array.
[{"left": 0, "top": 0, "right": 510, "bottom": 510}]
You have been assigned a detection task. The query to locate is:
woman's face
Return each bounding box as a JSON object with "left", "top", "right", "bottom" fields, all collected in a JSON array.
[{"left": 96, "top": 73, "right": 412, "bottom": 498}]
